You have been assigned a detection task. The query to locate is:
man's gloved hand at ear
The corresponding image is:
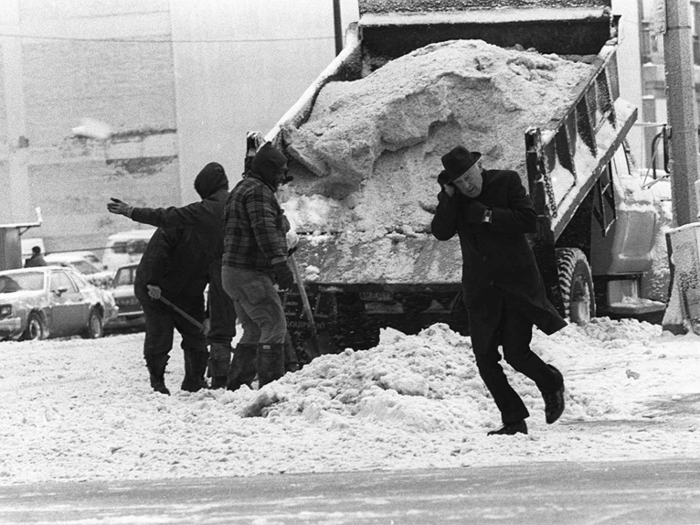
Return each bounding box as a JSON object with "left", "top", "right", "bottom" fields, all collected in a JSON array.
[{"left": 437, "top": 171, "right": 455, "bottom": 197}]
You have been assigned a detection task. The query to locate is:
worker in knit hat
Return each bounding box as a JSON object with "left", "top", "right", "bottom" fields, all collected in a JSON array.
[{"left": 221, "top": 143, "right": 294, "bottom": 390}]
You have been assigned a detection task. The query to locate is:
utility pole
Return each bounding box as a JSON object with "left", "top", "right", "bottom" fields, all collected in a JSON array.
[
  {"left": 664, "top": 0, "right": 700, "bottom": 225},
  {"left": 333, "top": 0, "right": 343, "bottom": 55}
]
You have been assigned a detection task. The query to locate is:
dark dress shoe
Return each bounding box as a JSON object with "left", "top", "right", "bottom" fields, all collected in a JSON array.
[
  {"left": 543, "top": 365, "right": 565, "bottom": 424},
  {"left": 487, "top": 420, "right": 528, "bottom": 436}
]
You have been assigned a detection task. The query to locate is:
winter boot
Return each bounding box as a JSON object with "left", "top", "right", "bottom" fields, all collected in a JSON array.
[
  {"left": 256, "top": 343, "right": 286, "bottom": 388},
  {"left": 145, "top": 354, "right": 170, "bottom": 395},
  {"left": 208, "top": 343, "right": 233, "bottom": 389},
  {"left": 181, "top": 349, "right": 210, "bottom": 392},
  {"left": 284, "top": 334, "right": 300, "bottom": 372},
  {"left": 226, "top": 343, "right": 258, "bottom": 391}
]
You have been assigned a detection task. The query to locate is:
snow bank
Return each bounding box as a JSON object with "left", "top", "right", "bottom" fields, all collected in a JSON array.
[{"left": 1, "top": 317, "right": 699, "bottom": 485}]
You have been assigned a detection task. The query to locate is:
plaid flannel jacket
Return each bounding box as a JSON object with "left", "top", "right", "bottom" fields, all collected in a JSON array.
[{"left": 222, "top": 176, "right": 288, "bottom": 271}]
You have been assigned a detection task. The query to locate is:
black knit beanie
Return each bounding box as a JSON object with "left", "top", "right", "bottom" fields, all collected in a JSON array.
[{"left": 194, "top": 162, "right": 228, "bottom": 199}]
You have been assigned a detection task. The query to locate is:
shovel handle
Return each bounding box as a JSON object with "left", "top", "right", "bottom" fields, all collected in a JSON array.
[
  {"left": 288, "top": 254, "right": 318, "bottom": 338},
  {"left": 158, "top": 295, "right": 205, "bottom": 332}
]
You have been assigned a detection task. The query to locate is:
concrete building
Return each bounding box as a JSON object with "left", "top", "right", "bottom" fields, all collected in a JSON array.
[
  {"left": 0, "top": 0, "right": 358, "bottom": 256},
  {"left": 639, "top": 0, "right": 700, "bottom": 177}
]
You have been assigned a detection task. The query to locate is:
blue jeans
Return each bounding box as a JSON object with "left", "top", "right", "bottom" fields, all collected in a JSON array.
[{"left": 221, "top": 266, "right": 286, "bottom": 345}]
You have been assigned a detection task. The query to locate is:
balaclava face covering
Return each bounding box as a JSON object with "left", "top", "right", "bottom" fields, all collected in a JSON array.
[{"left": 250, "top": 143, "right": 287, "bottom": 190}]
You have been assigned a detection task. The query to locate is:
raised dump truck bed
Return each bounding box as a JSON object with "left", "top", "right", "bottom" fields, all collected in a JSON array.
[{"left": 254, "top": 0, "right": 661, "bottom": 351}]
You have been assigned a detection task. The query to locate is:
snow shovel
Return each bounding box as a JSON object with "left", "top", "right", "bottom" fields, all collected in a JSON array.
[
  {"left": 288, "top": 254, "right": 337, "bottom": 359},
  {"left": 158, "top": 295, "right": 207, "bottom": 334}
]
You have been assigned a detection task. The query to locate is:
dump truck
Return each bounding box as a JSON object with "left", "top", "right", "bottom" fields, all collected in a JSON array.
[{"left": 251, "top": 0, "right": 665, "bottom": 353}]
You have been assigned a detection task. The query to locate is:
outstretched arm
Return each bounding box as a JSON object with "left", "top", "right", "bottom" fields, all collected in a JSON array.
[{"left": 108, "top": 198, "right": 208, "bottom": 229}]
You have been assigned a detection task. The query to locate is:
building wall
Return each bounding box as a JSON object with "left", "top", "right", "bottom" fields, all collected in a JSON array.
[
  {"left": 613, "top": 0, "right": 646, "bottom": 168},
  {"left": 0, "top": 0, "right": 359, "bottom": 255},
  {"left": 0, "top": 0, "right": 180, "bottom": 255}
]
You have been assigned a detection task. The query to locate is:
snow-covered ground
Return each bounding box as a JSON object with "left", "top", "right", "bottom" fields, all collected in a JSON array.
[{"left": 1, "top": 317, "right": 699, "bottom": 486}]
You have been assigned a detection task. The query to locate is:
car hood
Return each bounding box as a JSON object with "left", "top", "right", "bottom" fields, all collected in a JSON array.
[{"left": 110, "top": 286, "right": 135, "bottom": 299}]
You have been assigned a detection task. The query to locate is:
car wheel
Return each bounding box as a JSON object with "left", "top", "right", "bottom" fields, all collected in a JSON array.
[
  {"left": 83, "top": 308, "right": 104, "bottom": 339},
  {"left": 24, "top": 312, "right": 47, "bottom": 341}
]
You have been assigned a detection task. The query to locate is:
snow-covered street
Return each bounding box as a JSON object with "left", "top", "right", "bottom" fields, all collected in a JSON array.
[{"left": 1, "top": 317, "right": 699, "bottom": 486}]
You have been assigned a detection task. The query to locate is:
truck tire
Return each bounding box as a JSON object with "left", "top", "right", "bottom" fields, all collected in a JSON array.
[{"left": 556, "top": 247, "right": 595, "bottom": 325}]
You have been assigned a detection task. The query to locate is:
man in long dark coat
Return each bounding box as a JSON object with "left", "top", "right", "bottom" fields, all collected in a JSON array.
[
  {"left": 108, "top": 162, "right": 237, "bottom": 389},
  {"left": 431, "top": 145, "right": 567, "bottom": 436}
]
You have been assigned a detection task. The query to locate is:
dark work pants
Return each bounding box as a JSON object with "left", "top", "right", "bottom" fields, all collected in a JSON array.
[
  {"left": 468, "top": 294, "right": 562, "bottom": 424},
  {"left": 135, "top": 284, "right": 208, "bottom": 360},
  {"left": 206, "top": 261, "right": 237, "bottom": 346}
]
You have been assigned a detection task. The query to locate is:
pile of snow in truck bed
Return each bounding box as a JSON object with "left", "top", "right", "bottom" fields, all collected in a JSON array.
[{"left": 281, "top": 39, "right": 594, "bottom": 234}]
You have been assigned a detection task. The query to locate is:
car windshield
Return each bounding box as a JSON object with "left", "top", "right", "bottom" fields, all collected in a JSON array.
[
  {"left": 0, "top": 272, "right": 45, "bottom": 293},
  {"left": 71, "top": 260, "right": 99, "bottom": 275}
]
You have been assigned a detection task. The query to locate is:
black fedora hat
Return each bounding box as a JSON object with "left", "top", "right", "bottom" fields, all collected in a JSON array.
[{"left": 441, "top": 146, "right": 481, "bottom": 183}]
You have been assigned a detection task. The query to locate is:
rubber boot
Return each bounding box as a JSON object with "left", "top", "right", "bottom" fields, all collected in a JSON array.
[
  {"left": 181, "top": 349, "right": 209, "bottom": 392},
  {"left": 145, "top": 354, "right": 170, "bottom": 395},
  {"left": 208, "top": 343, "right": 233, "bottom": 389},
  {"left": 284, "top": 333, "right": 300, "bottom": 372},
  {"left": 226, "top": 343, "right": 258, "bottom": 392},
  {"left": 257, "top": 343, "right": 286, "bottom": 388}
]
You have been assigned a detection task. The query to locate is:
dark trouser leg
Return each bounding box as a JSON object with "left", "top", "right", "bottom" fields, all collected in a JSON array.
[
  {"left": 174, "top": 302, "right": 209, "bottom": 392},
  {"left": 257, "top": 343, "right": 286, "bottom": 388},
  {"left": 226, "top": 343, "right": 258, "bottom": 391},
  {"left": 173, "top": 298, "right": 209, "bottom": 392},
  {"left": 206, "top": 262, "right": 237, "bottom": 383},
  {"left": 500, "top": 305, "right": 562, "bottom": 394},
  {"left": 468, "top": 301, "right": 529, "bottom": 424},
  {"left": 136, "top": 283, "right": 174, "bottom": 395}
]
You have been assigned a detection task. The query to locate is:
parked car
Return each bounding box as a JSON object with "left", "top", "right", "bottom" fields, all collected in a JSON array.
[
  {"left": 104, "top": 263, "right": 144, "bottom": 332},
  {"left": 44, "top": 252, "right": 113, "bottom": 288},
  {"left": 0, "top": 266, "right": 118, "bottom": 341},
  {"left": 102, "top": 229, "right": 155, "bottom": 273},
  {"left": 60, "top": 250, "right": 105, "bottom": 268}
]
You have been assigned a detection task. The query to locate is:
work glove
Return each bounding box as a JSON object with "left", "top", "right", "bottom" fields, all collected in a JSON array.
[
  {"left": 107, "top": 198, "right": 134, "bottom": 218},
  {"left": 272, "top": 261, "right": 295, "bottom": 291},
  {"left": 464, "top": 199, "right": 488, "bottom": 224}
]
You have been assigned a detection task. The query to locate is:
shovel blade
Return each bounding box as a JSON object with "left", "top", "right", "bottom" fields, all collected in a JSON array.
[{"left": 302, "top": 331, "right": 338, "bottom": 360}]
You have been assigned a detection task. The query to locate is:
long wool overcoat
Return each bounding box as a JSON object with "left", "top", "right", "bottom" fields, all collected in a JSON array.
[{"left": 431, "top": 168, "right": 566, "bottom": 335}]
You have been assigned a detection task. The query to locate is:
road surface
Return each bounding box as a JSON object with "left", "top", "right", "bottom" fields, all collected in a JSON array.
[{"left": 1, "top": 458, "right": 699, "bottom": 524}]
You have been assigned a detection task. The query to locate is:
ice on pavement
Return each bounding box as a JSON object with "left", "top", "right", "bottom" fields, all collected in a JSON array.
[{"left": 1, "top": 317, "right": 699, "bottom": 485}]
